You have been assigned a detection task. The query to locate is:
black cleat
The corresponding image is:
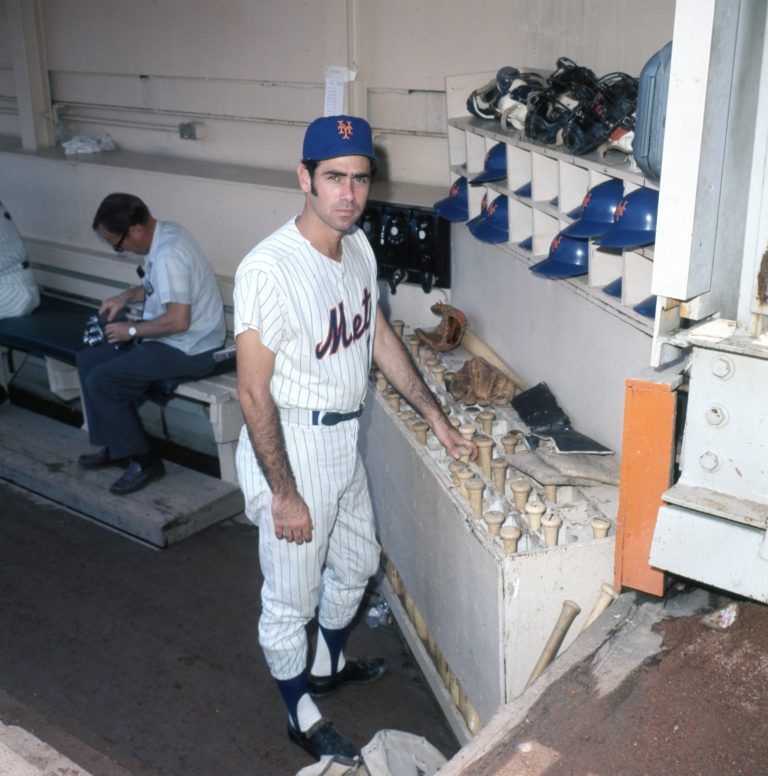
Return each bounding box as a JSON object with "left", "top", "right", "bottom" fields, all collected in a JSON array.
[
  {"left": 287, "top": 719, "right": 360, "bottom": 761},
  {"left": 308, "top": 657, "right": 388, "bottom": 698}
]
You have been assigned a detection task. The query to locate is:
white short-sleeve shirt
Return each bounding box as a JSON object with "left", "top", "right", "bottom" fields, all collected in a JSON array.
[{"left": 141, "top": 220, "right": 226, "bottom": 355}]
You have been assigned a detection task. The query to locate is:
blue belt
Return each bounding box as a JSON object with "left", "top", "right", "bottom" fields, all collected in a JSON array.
[
  {"left": 281, "top": 406, "right": 364, "bottom": 426},
  {"left": 313, "top": 407, "right": 364, "bottom": 425}
]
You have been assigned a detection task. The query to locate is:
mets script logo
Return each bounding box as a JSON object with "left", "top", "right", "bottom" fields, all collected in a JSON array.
[
  {"left": 550, "top": 234, "right": 562, "bottom": 252},
  {"left": 614, "top": 199, "right": 628, "bottom": 221},
  {"left": 337, "top": 120, "right": 354, "bottom": 140},
  {"left": 315, "top": 287, "right": 372, "bottom": 360}
]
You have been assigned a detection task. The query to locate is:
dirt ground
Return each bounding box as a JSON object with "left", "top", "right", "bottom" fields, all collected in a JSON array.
[{"left": 468, "top": 592, "right": 768, "bottom": 776}]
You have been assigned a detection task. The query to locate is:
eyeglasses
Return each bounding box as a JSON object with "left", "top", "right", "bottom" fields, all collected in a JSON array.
[{"left": 113, "top": 226, "right": 131, "bottom": 253}]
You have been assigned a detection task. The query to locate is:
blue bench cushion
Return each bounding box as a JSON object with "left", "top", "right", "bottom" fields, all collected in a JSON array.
[
  {"left": 0, "top": 294, "right": 90, "bottom": 364},
  {"left": 0, "top": 294, "right": 235, "bottom": 403}
]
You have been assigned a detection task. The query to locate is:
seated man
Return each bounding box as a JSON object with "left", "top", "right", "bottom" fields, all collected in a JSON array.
[
  {"left": 0, "top": 198, "right": 40, "bottom": 319},
  {"left": 77, "top": 193, "right": 226, "bottom": 495}
]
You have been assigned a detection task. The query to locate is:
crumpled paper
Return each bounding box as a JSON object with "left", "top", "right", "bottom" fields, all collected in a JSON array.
[{"left": 61, "top": 131, "right": 116, "bottom": 155}]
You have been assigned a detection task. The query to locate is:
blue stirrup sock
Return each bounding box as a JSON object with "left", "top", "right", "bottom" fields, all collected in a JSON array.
[
  {"left": 311, "top": 625, "right": 348, "bottom": 677},
  {"left": 276, "top": 672, "right": 321, "bottom": 732}
]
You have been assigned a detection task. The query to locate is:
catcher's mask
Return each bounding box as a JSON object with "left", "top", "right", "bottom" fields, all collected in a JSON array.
[
  {"left": 595, "top": 187, "right": 658, "bottom": 249},
  {"left": 562, "top": 179, "right": 624, "bottom": 239},
  {"left": 466, "top": 78, "right": 502, "bottom": 120},
  {"left": 470, "top": 143, "right": 506, "bottom": 186},
  {"left": 497, "top": 72, "right": 548, "bottom": 131},
  {"left": 467, "top": 194, "right": 508, "bottom": 244},
  {"left": 530, "top": 233, "right": 589, "bottom": 278},
  {"left": 433, "top": 177, "right": 469, "bottom": 222}
]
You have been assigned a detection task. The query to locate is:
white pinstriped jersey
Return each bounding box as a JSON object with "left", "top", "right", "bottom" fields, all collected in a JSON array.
[{"left": 233, "top": 217, "right": 378, "bottom": 413}]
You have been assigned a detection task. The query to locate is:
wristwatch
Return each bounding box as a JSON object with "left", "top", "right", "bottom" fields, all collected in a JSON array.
[{"left": 128, "top": 325, "right": 138, "bottom": 339}]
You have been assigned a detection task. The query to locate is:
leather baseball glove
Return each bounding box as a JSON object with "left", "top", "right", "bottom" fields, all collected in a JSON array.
[
  {"left": 414, "top": 303, "right": 468, "bottom": 352},
  {"left": 446, "top": 356, "right": 517, "bottom": 406}
]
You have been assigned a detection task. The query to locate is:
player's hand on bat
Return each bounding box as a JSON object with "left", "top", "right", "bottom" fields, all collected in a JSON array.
[
  {"left": 272, "top": 490, "right": 314, "bottom": 545},
  {"left": 433, "top": 417, "right": 478, "bottom": 462}
]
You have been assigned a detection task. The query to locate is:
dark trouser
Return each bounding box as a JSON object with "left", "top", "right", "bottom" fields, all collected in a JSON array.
[{"left": 76, "top": 341, "right": 217, "bottom": 460}]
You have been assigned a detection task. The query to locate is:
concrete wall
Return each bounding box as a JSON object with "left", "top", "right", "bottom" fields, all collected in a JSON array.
[
  {"left": 450, "top": 228, "right": 652, "bottom": 454},
  {"left": 0, "top": 0, "right": 675, "bottom": 455},
  {"left": 2, "top": 0, "right": 675, "bottom": 183}
]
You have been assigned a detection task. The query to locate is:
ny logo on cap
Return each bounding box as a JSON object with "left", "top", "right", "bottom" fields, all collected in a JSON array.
[
  {"left": 487, "top": 201, "right": 498, "bottom": 218},
  {"left": 337, "top": 120, "right": 353, "bottom": 140},
  {"left": 615, "top": 199, "right": 628, "bottom": 220},
  {"left": 450, "top": 182, "right": 460, "bottom": 198},
  {"left": 550, "top": 234, "right": 562, "bottom": 252},
  {"left": 581, "top": 191, "right": 592, "bottom": 211}
]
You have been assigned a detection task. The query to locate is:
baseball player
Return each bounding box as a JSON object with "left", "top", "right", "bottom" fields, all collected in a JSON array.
[{"left": 234, "top": 114, "right": 476, "bottom": 762}]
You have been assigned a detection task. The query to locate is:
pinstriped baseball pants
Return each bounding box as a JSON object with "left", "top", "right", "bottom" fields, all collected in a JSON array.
[{"left": 236, "top": 419, "right": 381, "bottom": 680}]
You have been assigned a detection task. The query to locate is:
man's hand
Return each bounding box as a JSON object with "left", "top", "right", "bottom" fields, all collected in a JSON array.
[
  {"left": 432, "top": 416, "right": 478, "bottom": 462},
  {"left": 99, "top": 294, "right": 127, "bottom": 322},
  {"left": 104, "top": 320, "right": 134, "bottom": 344},
  {"left": 372, "top": 306, "right": 478, "bottom": 463},
  {"left": 272, "top": 490, "right": 314, "bottom": 545}
]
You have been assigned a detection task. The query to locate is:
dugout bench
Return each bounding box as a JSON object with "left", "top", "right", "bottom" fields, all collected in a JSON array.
[{"left": 0, "top": 239, "right": 243, "bottom": 483}]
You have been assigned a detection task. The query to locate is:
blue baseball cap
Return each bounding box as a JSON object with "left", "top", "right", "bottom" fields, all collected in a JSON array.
[
  {"left": 470, "top": 143, "right": 507, "bottom": 185},
  {"left": 530, "top": 233, "right": 589, "bottom": 278},
  {"left": 465, "top": 192, "right": 489, "bottom": 230},
  {"left": 302, "top": 115, "right": 377, "bottom": 162},
  {"left": 602, "top": 277, "right": 623, "bottom": 298},
  {"left": 595, "top": 187, "right": 659, "bottom": 249},
  {"left": 518, "top": 235, "right": 533, "bottom": 251},
  {"left": 562, "top": 179, "right": 624, "bottom": 238},
  {"left": 434, "top": 177, "right": 469, "bottom": 222},
  {"left": 514, "top": 181, "right": 532, "bottom": 198},
  {"left": 468, "top": 194, "right": 508, "bottom": 243},
  {"left": 633, "top": 295, "right": 657, "bottom": 318}
]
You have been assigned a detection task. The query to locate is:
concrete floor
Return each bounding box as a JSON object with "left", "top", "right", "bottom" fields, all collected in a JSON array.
[{"left": 0, "top": 478, "right": 459, "bottom": 776}]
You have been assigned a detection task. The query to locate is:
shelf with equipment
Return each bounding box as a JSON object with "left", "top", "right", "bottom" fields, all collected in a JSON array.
[{"left": 444, "top": 72, "right": 660, "bottom": 329}]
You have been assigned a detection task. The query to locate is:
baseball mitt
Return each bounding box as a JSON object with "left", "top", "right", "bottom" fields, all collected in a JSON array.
[
  {"left": 446, "top": 356, "right": 517, "bottom": 406},
  {"left": 414, "top": 303, "right": 468, "bottom": 352}
]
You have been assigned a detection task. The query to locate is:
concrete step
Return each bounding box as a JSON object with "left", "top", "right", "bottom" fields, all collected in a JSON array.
[
  {"left": 0, "top": 721, "right": 95, "bottom": 776},
  {"left": 0, "top": 404, "right": 244, "bottom": 547}
]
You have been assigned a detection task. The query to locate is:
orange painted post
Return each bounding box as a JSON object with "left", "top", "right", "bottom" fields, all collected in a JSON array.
[{"left": 614, "top": 375, "right": 680, "bottom": 596}]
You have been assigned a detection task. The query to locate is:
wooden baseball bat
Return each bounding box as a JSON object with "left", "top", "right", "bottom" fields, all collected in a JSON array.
[
  {"left": 581, "top": 582, "right": 618, "bottom": 632},
  {"left": 525, "top": 600, "right": 581, "bottom": 689}
]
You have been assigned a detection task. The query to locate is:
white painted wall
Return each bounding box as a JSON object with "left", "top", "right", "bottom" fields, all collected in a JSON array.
[
  {"left": 450, "top": 227, "right": 653, "bottom": 454},
  {"left": 0, "top": 0, "right": 675, "bottom": 454},
  {"left": 0, "top": 1, "right": 18, "bottom": 135},
  {"left": 5, "top": 0, "right": 674, "bottom": 184}
]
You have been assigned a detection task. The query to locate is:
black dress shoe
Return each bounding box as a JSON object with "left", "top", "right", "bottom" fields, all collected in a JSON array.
[
  {"left": 287, "top": 719, "right": 359, "bottom": 761},
  {"left": 78, "top": 447, "right": 114, "bottom": 469},
  {"left": 308, "top": 657, "right": 389, "bottom": 698},
  {"left": 109, "top": 459, "right": 165, "bottom": 495}
]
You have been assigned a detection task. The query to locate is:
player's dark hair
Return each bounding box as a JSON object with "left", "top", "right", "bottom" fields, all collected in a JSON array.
[
  {"left": 300, "top": 159, "right": 377, "bottom": 197},
  {"left": 92, "top": 193, "right": 151, "bottom": 234}
]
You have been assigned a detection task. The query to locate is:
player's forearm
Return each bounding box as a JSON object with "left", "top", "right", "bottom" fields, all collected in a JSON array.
[
  {"left": 240, "top": 389, "right": 299, "bottom": 498},
  {"left": 373, "top": 318, "right": 445, "bottom": 428}
]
